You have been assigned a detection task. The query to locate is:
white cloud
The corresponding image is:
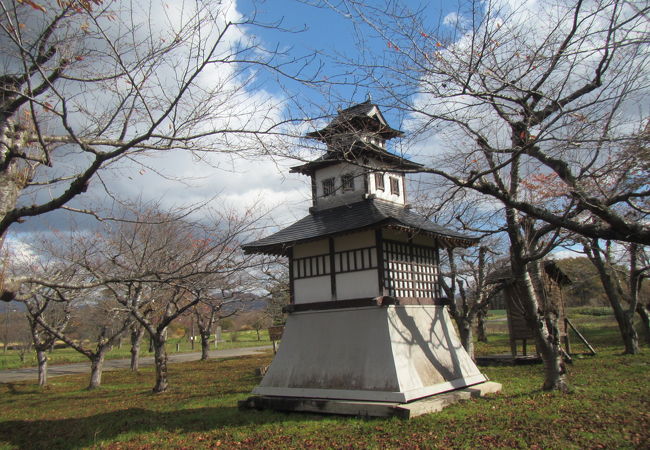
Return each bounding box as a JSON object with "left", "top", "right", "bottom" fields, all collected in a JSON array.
[{"left": 442, "top": 12, "right": 470, "bottom": 30}]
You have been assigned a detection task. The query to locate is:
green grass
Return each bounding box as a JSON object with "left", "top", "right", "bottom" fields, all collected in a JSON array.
[
  {"left": 0, "top": 319, "right": 648, "bottom": 449},
  {"left": 0, "top": 329, "right": 271, "bottom": 370}
]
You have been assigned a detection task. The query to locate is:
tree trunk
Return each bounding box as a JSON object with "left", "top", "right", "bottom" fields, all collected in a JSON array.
[
  {"left": 477, "top": 308, "right": 488, "bottom": 343},
  {"left": 587, "top": 245, "right": 639, "bottom": 354},
  {"left": 130, "top": 326, "right": 145, "bottom": 371},
  {"left": 613, "top": 307, "right": 640, "bottom": 354},
  {"left": 505, "top": 205, "right": 569, "bottom": 392},
  {"left": 637, "top": 303, "right": 650, "bottom": 345},
  {"left": 200, "top": 331, "right": 210, "bottom": 361},
  {"left": 36, "top": 349, "right": 48, "bottom": 387},
  {"left": 152, "top": 335, "right": 169, "bottom": 393},
  {"left": 0, "top": 156, "right": 31, "bottom": 240},
  {"left": 88, "top": 352, "right": 105, "bottom": 390},
  {"left": 516, "top": 270, "right": 569, "bottom": 392}
]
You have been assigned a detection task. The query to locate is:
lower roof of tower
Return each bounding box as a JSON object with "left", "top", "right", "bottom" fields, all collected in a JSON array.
[
  {"left": 241, "top": 198, "right": 478, "bottom": 256},
  {"left": 290, "top": 141, "right": 423, "bottom": 175}
]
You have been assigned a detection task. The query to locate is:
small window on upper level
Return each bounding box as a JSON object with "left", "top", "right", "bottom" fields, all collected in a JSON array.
[
  {"left": 390, "top": 177, "right": 400, "bottom": 196},
  {"left": 341, "top": 173, "right": 354, "bottom": 192},
  {"left": 323, "top": 177, "right": 335, "bottom": 197},
  {"left": 374, "top": 173, "right": 385, "bottom": 191}
]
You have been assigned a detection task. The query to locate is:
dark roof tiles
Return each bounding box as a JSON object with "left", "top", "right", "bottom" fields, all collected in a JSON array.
[{"left": 242, "top": 199, "right": 478, "bottom": 255}]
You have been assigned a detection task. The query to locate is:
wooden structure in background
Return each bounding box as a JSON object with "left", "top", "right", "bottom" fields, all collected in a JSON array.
[{"left": 488, "top": 261, "right": 571, "bottom": 357}]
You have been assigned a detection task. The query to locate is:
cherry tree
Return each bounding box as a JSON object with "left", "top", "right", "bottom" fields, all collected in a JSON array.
[{"left": 0, "top": 0, "right": 313, "bottom": 241}]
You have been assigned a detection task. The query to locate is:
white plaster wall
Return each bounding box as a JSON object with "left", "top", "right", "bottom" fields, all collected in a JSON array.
[
  {"left": 314, "top": 162, "right": 366, "bottom": 209},
  {"left": 336, "top": 270, "right": 380, "bottom": 299},
  {"left": 294, "top": 276, "right": 332, "bottom": 303},
  {"left": 293, "top": 240, "right": 328, "bottom": 258},
  {"left": 367, "top": 158, "right": 406, "bottom": 205},
  {"left": 334, "top": 230, "right": 376, "bottom": 252}
]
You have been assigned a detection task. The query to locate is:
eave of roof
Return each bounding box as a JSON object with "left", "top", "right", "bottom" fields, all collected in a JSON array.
[
  {"left": 241, "top": 199, "right": 478, "bottom": 256},
  {"left": 290, "top": 143, "right": 423, "bottom": 175}
]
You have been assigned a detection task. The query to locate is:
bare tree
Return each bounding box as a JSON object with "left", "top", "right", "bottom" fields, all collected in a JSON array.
[
  {"left": 24, "top": 291, "right": 70, "bottom": 386},
  {"left": 128, "top": 317, "right": 146, "bottom": 371},
  {"left": 77, "top": 205, "right": 269, "bottom": 393},
  {"left": 262, "top": 262, "right": 290, "bottom": 326},
  {"left": 192, "top": 286, "right": 244, "bottom": 361},
  {"left": 15, "top": 263, "right": 128, "bottom": 389},
  {"left": 0, "top": 0, "right": 315, "bottom": 242},
  {"left": 583, "top": 239, "right": 648, "bottom": 354},
  {"left": 440, "top": 246, "right": 502, "bottom": 359}
]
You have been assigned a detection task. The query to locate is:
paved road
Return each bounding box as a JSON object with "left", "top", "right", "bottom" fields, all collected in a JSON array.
[{"left": 0, "top": 346, "right": 273, "bottom": 383}]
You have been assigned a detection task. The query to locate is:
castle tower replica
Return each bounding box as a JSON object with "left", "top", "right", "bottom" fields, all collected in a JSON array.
[{"left": 241, "top": 101, "right": 499, "bottom": 417}]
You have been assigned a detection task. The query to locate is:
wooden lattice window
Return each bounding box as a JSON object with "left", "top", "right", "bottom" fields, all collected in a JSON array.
[
  {"left": 389, "top": 177, "right": 400, "bottom": 196},
  {"left": 322, "top": 177, "right": 335, "bottom": 197},
  {"left": 374, "top": 172, "right": 385, "bottom": 191},
  {"left": 334, "top": 246, "right": 377, "bottom": 273},
  {"left": 341, "top": 173, "right": 355, "bottom": 191},
  {"left": 382, "top": 240, "right": 439, "bottom": 298},
  {"left": 293, "top": 254, "right": 331, "bottom": 279}
]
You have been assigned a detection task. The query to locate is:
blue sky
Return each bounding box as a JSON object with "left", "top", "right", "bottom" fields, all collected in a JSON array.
[{"left": 235, "top": 0, "right": 455, "bottom": 124}]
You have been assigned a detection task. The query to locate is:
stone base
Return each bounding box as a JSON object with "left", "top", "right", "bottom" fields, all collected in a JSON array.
[
  {"left": 254, "top": 306, "right": 490, "bottom": 403},
  {"left": 239, "top": 381, "right": 502, "bottom": 419}
]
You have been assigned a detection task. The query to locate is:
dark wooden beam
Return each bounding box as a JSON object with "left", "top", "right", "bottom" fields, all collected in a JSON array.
[
  {"left": 282, "top": 296, "right": 449, "bottom": 313},
  {"left": 288, "top": 247, "right": 295, "bottom": 305},
  {"left": 375, "top": 229, "right": 386, "bottom": 296},
  {"left": 329, "top": 237, "right": 337, "bottom": 300}
]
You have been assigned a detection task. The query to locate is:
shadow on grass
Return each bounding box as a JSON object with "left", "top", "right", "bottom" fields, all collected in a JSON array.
[{"left": 0, "top": 405, "right": 315, "bottom": 450}]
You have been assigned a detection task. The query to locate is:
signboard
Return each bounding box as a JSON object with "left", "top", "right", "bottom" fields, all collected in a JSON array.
[{"left": 268, "top": 325, "right": 284, "bottom": 341}]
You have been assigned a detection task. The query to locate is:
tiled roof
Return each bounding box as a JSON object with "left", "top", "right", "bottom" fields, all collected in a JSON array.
[
  {"left": 242, "top": 199, "right": 478, "bottom": 255},
  {"left": 306, "top": 100, "right": 403, "bottom": 141},
  {"left": 290, "top": 141, "right": 423, "bottom": 175},
  {"left": 338, "top": 100, "right": 375, "bottom": 116}
]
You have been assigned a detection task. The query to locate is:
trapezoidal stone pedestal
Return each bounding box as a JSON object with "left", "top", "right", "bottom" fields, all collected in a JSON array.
[{"left": 241, "top": 305, "right": 500, "bottom": 417}]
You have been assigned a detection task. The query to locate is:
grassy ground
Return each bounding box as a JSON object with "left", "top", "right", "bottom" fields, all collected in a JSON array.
[
  {"left": 0, "top": 316, "right": 648, "bottom": 449},
  {"left": 0, "top": 330, "right": 271, "bottom": 370}
]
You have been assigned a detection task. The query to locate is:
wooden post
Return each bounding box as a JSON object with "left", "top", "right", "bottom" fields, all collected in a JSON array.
[
  {"left": 176, "top": 342, "right": 180, "bottom": 352},
  {"left": 329, "top": 237, "right": 337, "bottom": 300},
  {"left": 566, "top": 318, "right": 596, "bottom": 355},
  {"left": 564, "top": 318, "right": 572, "bottom": 355},
  {"left": 288, "top": 248, "right": 295, "bottom": 304},
  {"left": 375, "top": 229, "right": 386, "bottom": 296},
  {"left": 522, "top": 339, "right": 527, "bottom": 356}
]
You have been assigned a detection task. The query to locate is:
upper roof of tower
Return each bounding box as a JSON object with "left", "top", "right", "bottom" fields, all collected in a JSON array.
[
  {"left": 305, "top": 100, "right": 404, "bottom": 142},
  {"left": 291, "top": 100, "right": 422, "bottom": 176}
]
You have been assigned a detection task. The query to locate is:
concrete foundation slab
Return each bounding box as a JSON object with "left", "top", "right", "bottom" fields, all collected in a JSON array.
[{"left": 239, "top": 381, "right": 502, "bottom": 419}]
